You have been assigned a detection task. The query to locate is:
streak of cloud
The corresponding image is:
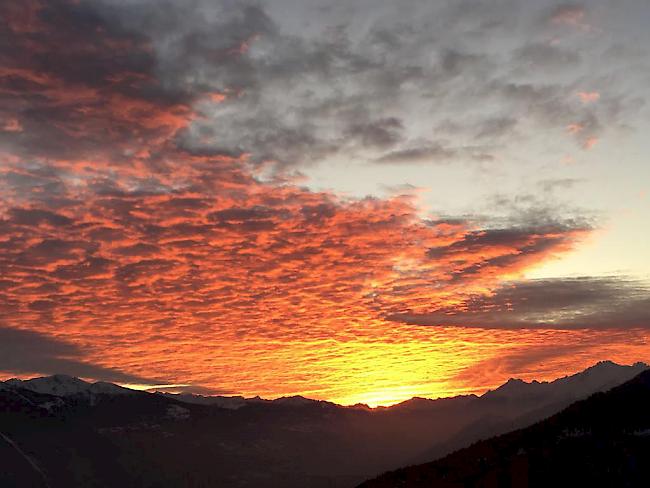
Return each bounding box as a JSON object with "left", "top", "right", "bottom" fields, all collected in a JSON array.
[{"left": 389, "top": 277, "right": 650, "bottom": 330}]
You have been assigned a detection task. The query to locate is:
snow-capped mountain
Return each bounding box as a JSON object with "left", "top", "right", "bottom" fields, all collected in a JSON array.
[{"left": 3, "top": 374, "right": 135, "bottom": 397}]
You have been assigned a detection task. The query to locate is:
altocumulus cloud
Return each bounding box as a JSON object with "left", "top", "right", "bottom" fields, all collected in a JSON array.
[{"left": 0, "top": 0, "right": 648, "bottom": 397}]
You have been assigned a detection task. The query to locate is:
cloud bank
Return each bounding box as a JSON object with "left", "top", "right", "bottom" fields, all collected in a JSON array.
[{"left": 390, "top": 277, "right": 650, "bottom": 330}]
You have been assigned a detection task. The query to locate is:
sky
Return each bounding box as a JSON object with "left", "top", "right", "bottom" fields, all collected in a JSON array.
[{"left": 0, "top": 0, "right": 649, "bottom": 406}]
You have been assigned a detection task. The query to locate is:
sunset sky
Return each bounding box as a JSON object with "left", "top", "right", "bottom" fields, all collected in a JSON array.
[{"left": 1, "top": 0, "right": 649, "bottom": 406}]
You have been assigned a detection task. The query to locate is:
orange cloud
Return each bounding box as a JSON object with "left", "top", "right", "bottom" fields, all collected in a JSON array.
[
  {"left": 0, "top": 171, "right": 598, "bottom": 404},
  {"left": 566, "top": 123, "right": 584, "bottom": 134},
  {"left": 577, "top": 91, "right": 600, "bottom": 103},
  {"left": 206, "top": 92, "right": 228, "bottom": 103},
  {"left": 1, "top": 118, "right": 22, "bottom": 132},
  {"left": 560, "top": 155, "right": 575, "bottom": 165},
  {"left": 550, "top": 5, "right": 591, "bottom": 31},
  {"left": 583, "top": 136, "right": 599, "bottom": 150},
  {"left": 566, "top": 124, "right": 584, "bottom": 134}
]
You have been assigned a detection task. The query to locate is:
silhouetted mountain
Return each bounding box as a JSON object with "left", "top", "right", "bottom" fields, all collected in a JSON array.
[
  {"left": 410, "top": 360, "right": 648, "bottom": 465},
  {"left": 0, "top": 361, "right": 646, "bottom": 488},
  {"left": 359, "top": 368, "right": 650, "bottom": 488}
]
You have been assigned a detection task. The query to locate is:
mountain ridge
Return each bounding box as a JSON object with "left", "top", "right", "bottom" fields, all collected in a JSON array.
[
  {"left": 3, "top": 359, "right": 646, "bottom": 410},
  {"left": 1, "top": 360, "right": 647, "bottom": 488},
  {"left": 359, "top": 368, "right": 650, "bottom": 487}
]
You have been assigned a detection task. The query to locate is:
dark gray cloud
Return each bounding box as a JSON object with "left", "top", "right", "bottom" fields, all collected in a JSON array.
[
  {"left": 474, "top": 117, "right": 519, "bottom": 140},
  {"left": 159, "top": 0, "right": 642, "bottom": 167},
  {"left": 0, "top": 0, "right": 272, "bottom": 168},
  {"left": 9, "top": 209, "right": 72, "bottom": 227},
  {"left": 1, "top": 0, "right": 644, "bottom": 177},
  {"left": 376, "top": 144, "right": 460, "bottom": 164},
  {"left": 375, "top": 143, "right": 495, "bottom": 164},
  {"left": 514, "top": 43, "right": 581, "bottom": 70},
  {"left": 538, "top": 178, "right": 583, "bottom": 193},
  {"left": 546, "top": 3, "right": 587, "bottom": 26},
  {"left": 345, "top": 117, "right": 404, "bottom": 149},
  {"left": 389, "top": 277, "right": 650, "bottom": 330},
  {"left": 0, "top": 326, "right": 159, "bottom": 383}
]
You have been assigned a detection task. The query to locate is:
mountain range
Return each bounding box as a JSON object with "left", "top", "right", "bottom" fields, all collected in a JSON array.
[
  {"left": 360, "top": 367, "right": 650, "bottom": 487},
  {"left": 0, "top": 361, "right": 647, "bottom": 487}
]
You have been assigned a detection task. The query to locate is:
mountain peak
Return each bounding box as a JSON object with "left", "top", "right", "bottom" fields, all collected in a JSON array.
[
  {"left": 2, "top": 375, "right": 134, "bottom": 397},
  {"left": 481, "top": 360, "right": 649, "bottom": 402},
  {"left": 274, "top": 395, "right": 319, "bottom": 407},
  {"left": 482, "top": 377, "right": 531, "bottom": 399},
  {"left": 589, "top": 359, "right": 620, "bottom": 370},
  {"left": 505, "top": 378, "right": 525, "bottom": 385},
  {"left": 577, "top": 360, "right": 647, "bottom": 380},
  {"left": 582, "top": 360, "right": 647, "bottom": 374}
]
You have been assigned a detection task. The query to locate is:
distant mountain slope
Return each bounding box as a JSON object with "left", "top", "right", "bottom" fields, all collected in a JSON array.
[
  {"left": 0, "top": 361, "right": 646, "bottom": 488},
  {"left": 410, "top": 360, "right": 648, "bottom": 464},
  {"left": 359, "top": 369, "right": 650, "bottom": 488},
  {"left": 482, "top": 360, "right": 648, "bottom": 403}
]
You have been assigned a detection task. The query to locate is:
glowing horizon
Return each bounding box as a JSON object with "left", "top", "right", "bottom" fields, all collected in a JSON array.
[{"left": 0, "top": 0, "right": 648, "bottom": 408}]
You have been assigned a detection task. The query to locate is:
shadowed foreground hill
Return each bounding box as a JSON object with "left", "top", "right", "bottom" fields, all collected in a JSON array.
[
  {"left": 0, "top": 377, "right": 478, "bottom": 488},
  {"left": 359, "top": 369, "right": 650, "bottom": 488}
]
